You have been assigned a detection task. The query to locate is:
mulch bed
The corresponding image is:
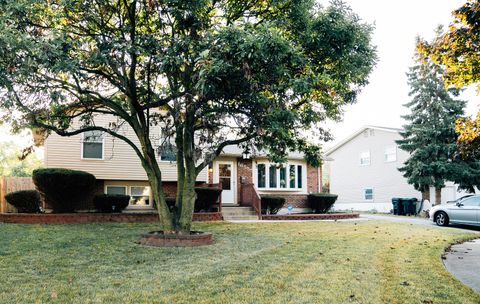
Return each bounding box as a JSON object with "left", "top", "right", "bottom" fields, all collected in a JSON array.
[
  {"left": 0, "top": 212, "right": 223, "bottom": 224},
  {"left": 261, "top": 213, "right": 359, "bottom": 221},
  {"left": 138, "top": 231, "right": 213, "bottom": 247}
]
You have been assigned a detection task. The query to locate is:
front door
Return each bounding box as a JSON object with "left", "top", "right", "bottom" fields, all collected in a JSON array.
[{"left": 215, "top": 161, "right": 235, "bottom": 204}]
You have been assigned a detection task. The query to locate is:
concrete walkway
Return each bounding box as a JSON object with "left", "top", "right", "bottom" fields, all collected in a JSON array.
[{"left": 444, "top": 239, "right": 480, "bottom": 293}]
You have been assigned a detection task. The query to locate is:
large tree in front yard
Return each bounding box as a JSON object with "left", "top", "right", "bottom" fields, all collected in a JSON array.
[{"left": 0, "top": 0, "right": 376, "bottom": 233}]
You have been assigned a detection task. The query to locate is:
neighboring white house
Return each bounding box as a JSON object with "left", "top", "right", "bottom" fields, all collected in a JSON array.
[{"left": 325, "top": 126, "right": 467, "bottom": 213}]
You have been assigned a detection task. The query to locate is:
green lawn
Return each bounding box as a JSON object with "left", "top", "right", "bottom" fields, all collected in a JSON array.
[{"left": 0, "top": 221, "right": 478, "bottom": 304}]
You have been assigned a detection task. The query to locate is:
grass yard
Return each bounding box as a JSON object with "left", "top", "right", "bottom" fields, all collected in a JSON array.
[{"left": 0, "top": 220, "right": 479, "bottom": 304}]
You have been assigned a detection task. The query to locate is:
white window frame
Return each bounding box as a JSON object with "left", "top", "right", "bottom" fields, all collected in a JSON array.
[
  {"left": 81, "top": 131, "right": 105, "bottom": 160},
  {"left": 384, "top": 145, "right": 397, "bottom": 163},
  {"left": 105, "top": 185, "right": 128, "bottom": 196},
  {"left": 255, "top": 161, "right": 306, "bottom": 191},
  {"left": 104, "top": 185, "right": 152, "bottom": 207},
  {"left": 364, "top": 188, "right": 374, "bottom": 201},
  {"left": 359, "top": 151, "right": 371, "bottom": 166}
]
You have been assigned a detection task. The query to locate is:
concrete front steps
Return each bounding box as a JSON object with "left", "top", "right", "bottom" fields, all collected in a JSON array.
[{"left": 222, "top": 206, "right": 259, "bottom": 221}]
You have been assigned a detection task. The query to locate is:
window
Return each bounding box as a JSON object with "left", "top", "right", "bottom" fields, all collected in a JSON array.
[
  {"left": 106, "top": 186, "right": 127, "bottom": 195},
  {"left": 82, "top": 131, "right": 103, "bottom": 159},
  {"left": 364, "top": 188, "right": 373, "bottom": 200},
  {"left": 297, "top": 165, "right": 303, "bottom": 188},
  {"left": 459, "top": 196, "right": 480, "bottom": 207},
  {"left": 130, "top": 186, "right": 150, "bottom": 206},
  {"left": 105, "top": 186, "right": 151, "bottom": 207},
  {"left": 219, "top": 164, "right": 232, "bottom": 190},
  {"left": 256, "top": 162, "right": 304, "bottom": 190},
  {"left": 257, "top": 164, "right": 266, "bottom": 188},
  {"left": 384, "top": 146, "right": 397, "bottom": 162},
  {"left": 159, "top": 142, "right": 177, "bottom": 161},
  {"left": 269, "top": 165, "right": 277, "bottom": 188},
  {"left": 359, "top": 151, "right": 370, "bottom": 166}
]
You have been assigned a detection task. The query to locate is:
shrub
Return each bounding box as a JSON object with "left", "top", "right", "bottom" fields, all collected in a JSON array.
[
  {"left": 308, "top": 193, "right": 338, "bottom": 214},
  {"left": 261, "top": 196, "right": 286, "bottom": 215},
  {"left": 32, "top": 168, "right": 96, "bottom": 213},
  {"left": 160, "top": 188, "right": 222, "bottom": 212},
  {"left": 93, "top": 194, "right": 130, "bottom": 213},
  {"left": 4, "top": 190, "right": 41, "bottom": 213},
  {"left": 194, "top": 187, "right": 222, "bottom": 212}
]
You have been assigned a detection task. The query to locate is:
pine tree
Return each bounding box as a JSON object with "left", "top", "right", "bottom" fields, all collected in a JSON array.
[{"left": 397, "top": 51, "right": 467, "bottom": 205}]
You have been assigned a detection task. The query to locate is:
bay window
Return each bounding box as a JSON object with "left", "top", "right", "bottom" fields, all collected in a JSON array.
[{"left": 256, "top": 162, "right": 304, "bottom": 190}]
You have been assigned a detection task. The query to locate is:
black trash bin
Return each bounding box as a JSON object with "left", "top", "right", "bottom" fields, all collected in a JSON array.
[
  {"left": 402, "top": 198, "right": 418, "bottom": 216},
  {"left": 392, "top": 198, "right": 400, "bottom": 215}
]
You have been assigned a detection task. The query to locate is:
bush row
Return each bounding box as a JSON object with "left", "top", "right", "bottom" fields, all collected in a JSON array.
[
  {"left": 307, "top": 193, "right": 338, "bottom": 214},
  {"left": 164, "top": 187, "right": 222, "bottom": 212}
]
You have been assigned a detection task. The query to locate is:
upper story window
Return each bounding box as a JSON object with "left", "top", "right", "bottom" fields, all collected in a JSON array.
[
  {"left": 364, "top": 188, "right": 374, "bottom": 200},
  {"left": 158, "top": 129, "right": 177, "bottom": 162},
  {"left": 359, "top": 151, "right": 370, "bottom": 166},
  {"left": 257, "top": 163, "right": 304, "bottom": 190},
  {"left": 82, "top": 130, "right": 104, "bottom": 159},
  {"left": 384, "top": 145, "right": 397, "bottom": 162}
]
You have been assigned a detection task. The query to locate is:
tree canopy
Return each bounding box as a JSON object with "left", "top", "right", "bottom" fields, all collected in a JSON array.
[
  {"left": 0, "top": 0, "right": 376, "bottom": 233},
  {"left": 418, "top": 1, "right": 480, "bottom": 160},
  {"left": 397, "top": 49, "right": 480, "bottom": 201}
]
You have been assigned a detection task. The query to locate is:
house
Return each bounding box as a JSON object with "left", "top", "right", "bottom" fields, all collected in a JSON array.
[
  {"left": 43, "top": 115, "right": 321, "bottom": 216},
  {"left": 325, "top": 126, "right": 465, "bottom": 213}
]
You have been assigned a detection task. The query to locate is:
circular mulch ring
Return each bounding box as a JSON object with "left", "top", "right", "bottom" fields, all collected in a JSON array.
[{"left": 138, "top": 231, "right": 213, "bottom": 247}]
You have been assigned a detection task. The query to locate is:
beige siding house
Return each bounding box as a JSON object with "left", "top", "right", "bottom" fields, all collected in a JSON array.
[
  {"left": 325, "top": 126, "right": 467, "bottom": 213},
  {"left": 44, "top": 115, "right": 321, "bottom": 212}
]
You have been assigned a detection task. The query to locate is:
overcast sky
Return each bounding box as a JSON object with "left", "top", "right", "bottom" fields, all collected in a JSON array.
[{"left": 321, "top": 0, "right": 480, "bottom": 147}]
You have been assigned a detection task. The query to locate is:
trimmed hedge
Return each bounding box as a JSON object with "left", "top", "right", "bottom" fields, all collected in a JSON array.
[
  {"left": 195, "top": 187, "right": 222, "bottom": 212},
  {"left": 32, "top": 168, "right": 96, "bottom": 213},
  {"left": 4, "top": 190, "right": 41, "bottom": 213},
  {"left": 162, "top": 187, "right": 222, "bottom": 212},
  {"left": 308, "top": 193, "right": 338, "bottom": 214},
  {"left": 261, "top": 196, "right": 286, "bottom": 215},
  {"left": 94, "top": 194, "right": 130, "bottom": 213}
]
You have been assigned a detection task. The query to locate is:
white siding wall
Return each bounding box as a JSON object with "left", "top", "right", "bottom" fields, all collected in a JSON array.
[
  {"left": 328, "top": 128, "right": 420, "bottom": 212},
  {"left": 44, "top": 115, "right": 208, "bottom": 182}
]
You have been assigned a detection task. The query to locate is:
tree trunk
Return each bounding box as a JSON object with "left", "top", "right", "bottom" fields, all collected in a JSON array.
[
  {"left": 422, "top": 187, "right": 430, "bottom": 201},
  {"left": 435, "top": 187, "right": 442, "bottom": 205}
]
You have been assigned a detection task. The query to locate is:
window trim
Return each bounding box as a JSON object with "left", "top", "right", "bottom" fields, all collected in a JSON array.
[
  {"left": 359, "top": 150, "right": 371, "bottom": 166},
  {"left": 384, "top": 145, "right": 397, "bottom": 163},
  {"left": 81, "top": 131, "right": 105, "bottom": 160},
  {"left": 364, "top": 188, "right": 374, "bottom": 201},
  {"left": 104, "top": 185, "right": 152, "bottom": 207},
  {"left": 254, "top": 161, "right": 306, "bottom": 191},
  {"left": 105, "top": 185, "right": 128, "bottom": 196}
]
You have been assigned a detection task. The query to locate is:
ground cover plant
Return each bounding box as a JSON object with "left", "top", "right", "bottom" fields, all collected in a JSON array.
[{"left": 0, "top": 221, "right": 478, "bottom": 303}]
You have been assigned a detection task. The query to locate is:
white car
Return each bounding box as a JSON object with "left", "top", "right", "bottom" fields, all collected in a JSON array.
[{"left": 429, "top": 195, "right": 480, "bottom": 227}]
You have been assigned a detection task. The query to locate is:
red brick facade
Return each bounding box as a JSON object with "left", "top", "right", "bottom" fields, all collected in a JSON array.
[
  {"left": 0, "top": 212, "right": 223, "bottom": 224},
  {"left": 262, "top": 213, "right": 359, "bottom": 220}
]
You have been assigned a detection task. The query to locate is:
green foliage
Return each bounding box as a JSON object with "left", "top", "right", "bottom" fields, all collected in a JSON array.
[
  {"left": 0, "top": 140, "right": 42, "bottom": 177},
  {"left": 397, "top": 48, "right": 480, "bottom": 193},
  {"left": 307, "top": 193, "right": 337, "bottom": 213},
  {"left": 93, "top": 194, "right": 130, "bottom": 213},
  {"left": 0, "top": 0, "right": 376, "bottom": 232},
  {"left": 261, "top": 196, "right": 286, "bottom": 215},
  {"left": 4, "top": 190, "right": 41, "bottom": 213},
  {"left": 194, "top": 187, "right": 222, "bottom": 212},
  {"left": 32, "top": 168, "right": 96, "bottom": 213}
]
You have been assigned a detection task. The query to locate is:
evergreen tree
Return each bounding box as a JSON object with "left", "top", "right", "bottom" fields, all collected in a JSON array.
[{"left": 397, "top": 50, "right": 468, "bottom": 205}]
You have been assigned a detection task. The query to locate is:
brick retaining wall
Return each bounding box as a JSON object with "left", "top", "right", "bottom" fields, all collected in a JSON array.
[{"left": 0, "top": 212, "right": 223, "bottom": 224}]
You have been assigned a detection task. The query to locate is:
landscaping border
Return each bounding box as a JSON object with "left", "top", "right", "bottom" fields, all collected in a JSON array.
[
  {"left": 262, "top": 213, "right": 359, "bottom": 221},
  {"left": 139, "top": 231, "right": 213, "bottom": 247},
  {"left": 0, "top": 212, "right": 223, "bottom": 224}
]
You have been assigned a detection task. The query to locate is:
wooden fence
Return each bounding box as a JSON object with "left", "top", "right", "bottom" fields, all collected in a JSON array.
[{"left": 0, "top": 176, "right": 36, "bottom": 213}]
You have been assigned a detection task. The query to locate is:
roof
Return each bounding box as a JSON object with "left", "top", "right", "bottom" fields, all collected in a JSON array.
[
  {"left": 220, "top": 145, "right": 305, "bottom": 160},
  {"left": 325, "top": 125, "right": 403, "bottom": 156}
]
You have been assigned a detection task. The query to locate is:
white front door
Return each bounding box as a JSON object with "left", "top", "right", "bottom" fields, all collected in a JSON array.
[{"left": 215, "top": 161, "right": 235, "bottom": 204}]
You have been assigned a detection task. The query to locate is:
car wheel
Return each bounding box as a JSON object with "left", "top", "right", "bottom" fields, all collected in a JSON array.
[{"left": 435, "top": 211, "right": 449, "bottom": 226}]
